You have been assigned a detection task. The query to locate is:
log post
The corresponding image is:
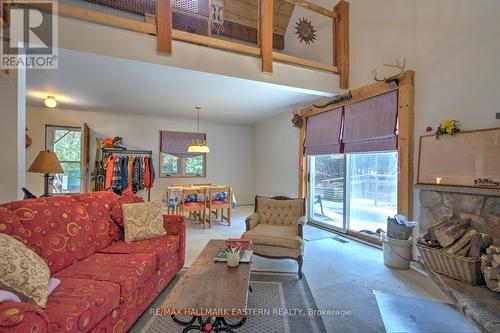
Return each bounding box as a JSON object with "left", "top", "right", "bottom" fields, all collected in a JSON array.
[
  {"left": 156, "top": 0, "right": 172, "bottom": 54},
  {"left": 333, "top": 0, "right": 349, "bottom": 89},
  {"left": 260, "top": 0, "right": 273, "bottom": 73}
]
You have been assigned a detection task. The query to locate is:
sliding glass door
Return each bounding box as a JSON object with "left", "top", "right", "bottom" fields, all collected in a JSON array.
[
  {"left": 308, "top": 151, "right": 398, "bottom": 236},
  {"left": 308, "top": 154, "right": 346, "bottom": 232}
]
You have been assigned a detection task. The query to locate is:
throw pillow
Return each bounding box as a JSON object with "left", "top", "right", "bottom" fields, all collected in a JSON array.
[
  {"left": 0, "top": 234, "right": 51, "bottom": 308},
  {"left": 122, "top": 200, "right": 166, "bottom": 242}
]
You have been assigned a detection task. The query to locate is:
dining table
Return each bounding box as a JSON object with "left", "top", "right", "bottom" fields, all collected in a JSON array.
[{"left": 164, "top": 184, "right": 237, "bottom": 214}]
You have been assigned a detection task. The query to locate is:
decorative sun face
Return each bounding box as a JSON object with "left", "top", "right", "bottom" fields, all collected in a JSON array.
[{"left": 295, "top": 17, "right": 317, "bottom": 45}]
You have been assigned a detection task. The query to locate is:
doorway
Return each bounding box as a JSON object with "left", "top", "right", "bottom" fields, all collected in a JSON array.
[{"left": 308, "top": 151, "right": 398, "bottom": 236}]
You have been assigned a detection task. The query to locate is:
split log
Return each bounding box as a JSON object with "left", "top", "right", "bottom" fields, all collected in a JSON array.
[
  {"left": 468, "top": 233, "right": 492, "bottom": 258},
  {"left": 485, "top": 266, "right": 500, "bottom": 280},
  {"left": 445, "top": 229, "right": 476, "bottom": 255},
  {"left": 484, "top": 278, "right": 500, "bottom": 292},
  {"left": 456, "top": 242, "right": 472, "bottom": 257},
  {"left": 492, "top": 255, "right": 500, "bottom": 268},
  {"left": 434, "top": 218, "right": 470, "bottom": 248},
  {"left": 486, "top": 246, "right": 500, "bottom": 255},
  {"left": 481, "top": 255, "right": 492, "bottom": 271},
  {"left": 425, "top": 219, "right": 455, "bottom": 243}
]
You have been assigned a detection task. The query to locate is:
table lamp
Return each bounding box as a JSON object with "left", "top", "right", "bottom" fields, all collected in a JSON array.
[{"left": 28, "top": 150, "right": 64, "bottom": 197}]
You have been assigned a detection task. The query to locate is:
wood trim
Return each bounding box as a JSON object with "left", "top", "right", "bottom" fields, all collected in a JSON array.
[
  {"left": 347, "top": 230, "right": 382, "bottom": 246},
  {"left": 397, "top": 70, "right": 415, "bottom": 219},
  {"left": 273, "top": 52, "right": 339, "bottom": 73},
  {"left": 299, "top": 72, "right": 414, "bottom": 118},
  {"left": 333, "top": 0, "right": 349, "bottom": 89},
  {"left": 172, "top": 30, "right": 261, "bottom": 56},
  {"left": 298, "top": 118, "right": 307, "bottom": 198},
  {"left": 259, "top": 0, "right": 273, "bottom": 73},
  {"left": 156, "top": 0, "right": 172, "bottom": 54},
  {"left": 282, "top": 0, "right": 337, "bottom": 18}
]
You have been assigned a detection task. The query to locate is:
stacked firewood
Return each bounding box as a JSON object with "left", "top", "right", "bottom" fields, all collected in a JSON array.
[
  {"left": 417, "top": 217, "right": 492, "bottom": 257},
  {"left": 481, "top": 246, "right": 500, "bottom": 292}
]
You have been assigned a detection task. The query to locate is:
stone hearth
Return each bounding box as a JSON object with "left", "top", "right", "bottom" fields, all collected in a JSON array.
[{"left": 419, "top": 189, "right": 500, "bottom": 244}]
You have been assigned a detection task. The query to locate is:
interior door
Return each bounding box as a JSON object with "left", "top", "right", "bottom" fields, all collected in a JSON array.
[{"left": 307, "top": 154, "right": 347, "bottom": 233}]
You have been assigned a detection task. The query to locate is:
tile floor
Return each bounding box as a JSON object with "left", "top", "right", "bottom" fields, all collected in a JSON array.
[{"left": 135, "top": 206, "right": 475, "bottom": 332}]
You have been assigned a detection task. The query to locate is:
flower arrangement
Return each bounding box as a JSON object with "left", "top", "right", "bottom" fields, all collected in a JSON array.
[
  {"left": 225, "top": 242, "right": 241, "bottom": 254},
  {"left": 426, "top": 119, "right": 460, "bottom": 138}
]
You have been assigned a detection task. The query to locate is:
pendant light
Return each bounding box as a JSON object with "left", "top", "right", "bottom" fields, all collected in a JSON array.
[{"left": 188, "top": 106, "right": 209, "bottom": 153}]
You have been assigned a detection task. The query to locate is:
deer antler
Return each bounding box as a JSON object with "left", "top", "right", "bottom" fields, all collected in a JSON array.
[{"left": 373, "top": 58, "right": 406, "bottom": 82}]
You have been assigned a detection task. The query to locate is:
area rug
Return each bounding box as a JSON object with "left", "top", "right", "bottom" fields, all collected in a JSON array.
[{"left": 140, "top": 271, "right": 327, "bottom": 333}]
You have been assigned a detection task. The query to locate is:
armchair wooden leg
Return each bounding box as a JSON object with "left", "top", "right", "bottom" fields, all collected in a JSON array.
[{"left": 297, "top": 256, "right": 303, "bottom": 279}]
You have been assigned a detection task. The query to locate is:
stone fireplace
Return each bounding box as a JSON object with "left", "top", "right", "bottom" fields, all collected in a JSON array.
[{"left": 419, "top": 189, "right": 500, "bottom": 244}]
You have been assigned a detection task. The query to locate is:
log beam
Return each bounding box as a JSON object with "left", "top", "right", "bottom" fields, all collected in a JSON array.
[
  {"left": 156, "top": 0, "right": 172, "bottom": 54},
  {"left": 333, "top": 0, "right": 349, "bottom": 89},
  {"left": 282, "top": 0, "right": 337, "bottom": 18},
  {"left": 259, "top": 0, "right": 273, "bottom": 73}
]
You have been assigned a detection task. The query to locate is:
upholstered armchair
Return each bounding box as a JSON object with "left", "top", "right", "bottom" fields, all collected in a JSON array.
[{"left": 242, "top": 196, "right": 307, "bottom": 278}]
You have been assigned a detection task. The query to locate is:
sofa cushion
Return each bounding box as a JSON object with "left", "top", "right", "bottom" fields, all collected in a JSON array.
[
  {"left": 99, "top": 235, "right": 179, "bottom": 269},
  {"left": 0, "top": 234, "right": 51, "bottom": 308},
  {"left": 242, "top": 224, "right": 302, "bottom": 249},
  {"left": 122, "top": 201, "right": 166, "bottom": 242},
  {"left": 71, "top": 192, "right": 121, "bottom": 251},
  {"left": 44, "top": 277, "right": 120, "bottom": 332},
  {"left": 2, "top": 197, "right": 96, "bottom": 274},
  {"left": 109, "top": 190, "right": 144, "bottom": 228},
  {"left": 54, "top": 253, "right": 156, "bottom": 300}
]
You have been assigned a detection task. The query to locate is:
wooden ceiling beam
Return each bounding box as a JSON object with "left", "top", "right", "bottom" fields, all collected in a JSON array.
[
  {"left": 334, "top": 0, "right": 349, "bottom": 89},
  {"left": 282, "top": 0, "right": 337, "bottom": 19}
]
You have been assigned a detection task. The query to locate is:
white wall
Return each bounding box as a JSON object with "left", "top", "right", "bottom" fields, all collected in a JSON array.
[
  {"left": 26, "top": 107, "right": 254, "bottom": 204},
  {"left": 253, "top": 0, "right": 500, "bottom": 220},
  {"left": 0, "top": 69, "right": 26, "bottom": 202},
  {"left": 253, "top": 111, "right": 299, "bottom": 198},
  {"left": 282, "top": 0, "right": 334, "bottom": 65}
]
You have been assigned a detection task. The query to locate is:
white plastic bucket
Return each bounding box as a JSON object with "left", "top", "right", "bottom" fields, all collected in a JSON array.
[{"left": 382, "top": 234, "right": 413, "bottom": 270}]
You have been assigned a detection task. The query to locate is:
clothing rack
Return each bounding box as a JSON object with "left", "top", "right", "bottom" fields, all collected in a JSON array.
[{"left": 101, "top": 148, "right": 153, "bottom": 201}]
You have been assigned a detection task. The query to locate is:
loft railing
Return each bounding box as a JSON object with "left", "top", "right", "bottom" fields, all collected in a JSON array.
[{"left": 26, "top": 0, "right": 349, "bottom": 88}]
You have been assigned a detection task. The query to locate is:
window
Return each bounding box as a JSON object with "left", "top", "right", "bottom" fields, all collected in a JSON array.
[
  {"left": 159, "top": 130, "right": 207, "bottom": 178},
  {"left": 45, "top": 125, "right": 82, "bottom": 194},
  {"left": 160, "top": 153, "right": 206, "bottom": 177}
]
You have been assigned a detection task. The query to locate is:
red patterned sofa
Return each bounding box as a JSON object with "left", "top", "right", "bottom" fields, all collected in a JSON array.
[{"left": 0, "top": 191, "right": 186, "bottom": 333}]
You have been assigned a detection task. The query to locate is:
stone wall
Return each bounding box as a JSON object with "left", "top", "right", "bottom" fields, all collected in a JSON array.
[{"left": 419, "top": 190, "right": 500, "bottom": 244}]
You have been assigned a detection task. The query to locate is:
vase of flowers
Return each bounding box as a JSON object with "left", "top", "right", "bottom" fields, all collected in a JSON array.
[{"left": 226, "top": 242, "right": 241, "bottom": 267}]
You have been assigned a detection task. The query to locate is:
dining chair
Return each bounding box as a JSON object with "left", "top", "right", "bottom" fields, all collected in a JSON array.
[
  {"left": 179, "top": 187, "right": 207, "bottom": 228},
  {"left": 206, "top": 186, "right": 232, "bottom": 228},
  {"left": 192, "top": 183, "right": 212, "bottom": 186},
  {"left": 171, "top": 183, "right": 192, "bottom": 187}
]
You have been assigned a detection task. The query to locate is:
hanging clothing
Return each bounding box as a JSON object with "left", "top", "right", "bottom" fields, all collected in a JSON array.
[
  {"left": 149, "top": 156, "right": 155, "bottom": 188},
  {"left": 128, "top": 157, "right": 133, "bottom": 191},
  {"left": 144, "top": 157, "right": 151, "bottom": 189},
  {"left": 121, "top": 156, "right": 129, "bottom": 190},
  {"left": 132, "top": 157, "right": 141, "bottom": 193},
  {"left": 139, "top": 157, "right": 145, "bottom": 190},
  {"left": 111, "top": 156, "right": 121, "bottom": 189},
  {"left": 104, "top": 155, "right": 115, "bottom": 190}
]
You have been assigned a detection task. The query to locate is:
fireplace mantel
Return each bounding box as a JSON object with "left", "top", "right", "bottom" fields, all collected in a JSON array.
[{"left": 415, "top": 184, "right": 500, "bottom": 198}]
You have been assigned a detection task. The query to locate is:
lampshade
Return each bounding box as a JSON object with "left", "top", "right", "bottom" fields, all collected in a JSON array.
[
  {"left": 28, "top": 150, "right": 64, "bottom": 174},
  {"left": 187, "top": 140, "right": 210, "bottom": 153}
]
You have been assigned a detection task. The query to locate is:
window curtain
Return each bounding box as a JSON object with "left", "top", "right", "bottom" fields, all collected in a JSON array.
[
  {"left": 304, "top": 107, "right": 343, "bottom": 155},
  {"left": 160, "top": 131, "right": 206, "bottom": 157},
  {"left": 343, "top": 91, "right": 398, "bottom": 153}
]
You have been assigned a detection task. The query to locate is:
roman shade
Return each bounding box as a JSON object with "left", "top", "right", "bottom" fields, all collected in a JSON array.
[
  {"left": 343, "top": 91, "right": 398, "bottom": 153},
  {"left": 304, "top": 107, "right": 343, "bottom": 155},
  {"left": 160, "top": 131, "right": 206, "bottom": 157}
]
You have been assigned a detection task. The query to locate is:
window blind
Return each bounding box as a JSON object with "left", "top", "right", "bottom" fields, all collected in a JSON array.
[
  {"left": 343, "top": 91, "right": 398, "bottom": 153},
  {"left": 160, "top": 131, "right": 206, "bottom": 157},
  {"left": 304, "top": 107, "right": 343, "bottom": 155}
]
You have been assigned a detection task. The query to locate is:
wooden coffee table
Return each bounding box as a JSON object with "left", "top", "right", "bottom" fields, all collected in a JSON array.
[{"left": 161, "top": 239, "right": 251, "bottom": 332}]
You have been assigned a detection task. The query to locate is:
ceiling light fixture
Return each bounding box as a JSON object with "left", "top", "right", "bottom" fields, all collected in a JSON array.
[
  {"left": 188, "top": 106, "right": 209, "bottom": 153},
  {"left": 45, "top": 96, "right": 57, "bottom": 108}
]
